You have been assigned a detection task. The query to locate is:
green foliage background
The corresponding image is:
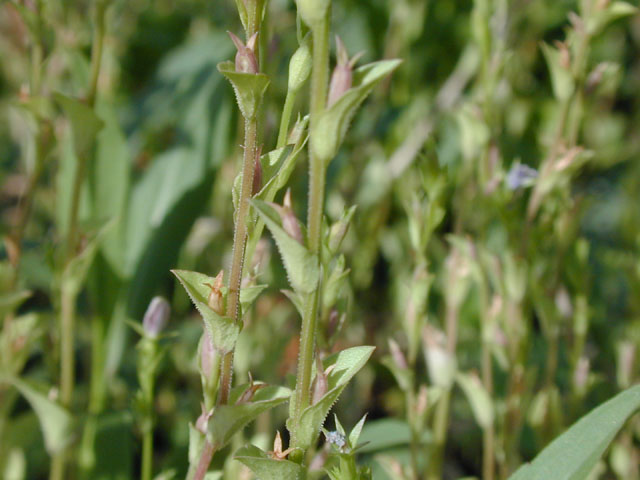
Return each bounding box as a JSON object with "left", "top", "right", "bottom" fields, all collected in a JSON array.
[{"left": 0, "top": 0, "right": 639, "bottom": 479}]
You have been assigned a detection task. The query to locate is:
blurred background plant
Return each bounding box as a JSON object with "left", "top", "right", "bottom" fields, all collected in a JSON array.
[{"left": 0, "top": 0, "right": 639, "bottom": 479}]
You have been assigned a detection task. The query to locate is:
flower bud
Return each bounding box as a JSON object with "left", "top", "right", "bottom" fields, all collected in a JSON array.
[
  {"left": 327, "top": 37, "right": 363, "bottom": 107},
  {"left": 199, "top": 333, "right": 219, "bottom": 381},
  {"left": 312, "top": 355, "right": 328, "bottom": 405},
  {"left": 235, "top": 372, "right": 265, "bottom": 404},
  {"left": 142, "top": 296, "right": 170, "bottom": 338},
  {"left": 269, "top": 189, "right": 303, "bottom": 244},
  {"left": 388, "top": 339, "right": 408, "bottom": 370},
  {"left": 205, "top": 270, "right": 225, "bottom": 315},
  {"left": 288, "top": 41, "right": 312, "bottom": 92},
  {"left": 228, "top": 31, "right": 259, "bottom": 74},
  {"left": 328, "top": 205, "right": 356, "bottom": 252}
]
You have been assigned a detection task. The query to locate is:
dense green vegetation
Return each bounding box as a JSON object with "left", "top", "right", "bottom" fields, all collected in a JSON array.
[{"left": 0, "top": 1, "right": 639, "bottom": 479}]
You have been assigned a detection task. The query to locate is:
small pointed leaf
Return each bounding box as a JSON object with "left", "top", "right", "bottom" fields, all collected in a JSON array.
[
  {"left": 291, "top": 346, "right": 375, "bottom": 451},
  {"left": 172, "top": 270, "right": 240, "bottom": 354},
  {"left": 540, "top": 43, "right": 574, "bottom": 101},
  {"left": 217, "top": 61, "right": 270, "bottom": 119},
  {"left": 9, "top": 378, "right": 74, "bottom": 454},
  {"left": 455, "top": 372, "right": 494, "bottom": 429},
  {"left": 240, "top": 284, "right": 268, "bottom": 316},
  {"left": 251, "top": 199, "right": 319, "bottom": 294},
  {"left": 208, "top": 384, "right": 291, "bottom": 448},
  {"left": 235, "top": 445, "right": 303, "bottom": 480},
  {"left": 311, "top": 59, "right": 401, "bottom": 164}
]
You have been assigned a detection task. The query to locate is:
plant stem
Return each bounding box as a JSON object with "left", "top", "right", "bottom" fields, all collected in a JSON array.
[
  {"left": 192, "top": 116, "right": 257, "bottom": 480},
  {"left": 482, "top": 341, "right": 495, "bottom": 480},
  {"left": 291, "top": 13, "right": 330, "bottom": 452},
  {"left": 427, "top": 302, "right": 458, "bottom": 480},
  {"left": 277, "top": 89, "right": 296, "bottom": 149},
  {"left": 142, "top": 427, "right": 153, "bottom": 480},
  {"left": 50, "top": 4, "right": 108, "bottom": 479}
]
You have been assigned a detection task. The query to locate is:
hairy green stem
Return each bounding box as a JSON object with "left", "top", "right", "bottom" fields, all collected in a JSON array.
[
  {"left": 191, "top": 116, "right": 257, "bottom": 480},
  {"left": 291, "top": 14, "right": 330, "bottom": 454}
]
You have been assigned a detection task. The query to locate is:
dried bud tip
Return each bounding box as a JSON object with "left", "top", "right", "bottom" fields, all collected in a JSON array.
[
  {"left": 205, "top": 270, "right": 225, "bottom": 315},
  {"left": 142, "top": 296, "right": 170, "bottom": 338}
]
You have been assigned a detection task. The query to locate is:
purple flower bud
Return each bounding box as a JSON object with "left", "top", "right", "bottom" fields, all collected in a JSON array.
[
  {"left": 200, "top": 333, "right": 217, "bottom": 380},
  {"left": 327, "top": 37, "right": 363, "bottom": 107},
  {"left": 228, "top": 31, "right": 259, "bottom": 74},
  {"left": 268, "top": 189, "right": 303, "bottom": 244},
  {"left": 142, "top": 297, "right": 170, "bottom": 338},
  {"left": 506, "top": 163, "right": 538, "bottom": 190},
  {"left": 312, "top": 355, "right": 328, "bottom": 404}
]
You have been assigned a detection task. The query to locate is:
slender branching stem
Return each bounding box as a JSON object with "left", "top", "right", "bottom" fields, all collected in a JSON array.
[{"left": 291, "top": 14, "right": 330, "bottom": 453}]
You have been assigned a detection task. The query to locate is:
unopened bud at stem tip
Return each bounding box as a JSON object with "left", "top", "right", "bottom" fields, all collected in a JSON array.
[{"left": 142, "top": 296, "right": 170, "bottom": 338}]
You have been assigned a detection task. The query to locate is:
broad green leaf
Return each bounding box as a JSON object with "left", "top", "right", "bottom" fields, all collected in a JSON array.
[
  {"left": 251, "top": 199, "right": 320, "bottom": 294},
  {"left": 541, "top": 42, "right": 574, "bottom": 102},
  {"left": 217, "top": 61, "right": 270, "bottom": 119},
  {"left": 9, "top": 378, "right": 74, "bottom": 454},
  {"left": 124, "top": 32, "right": 233, "bottom": 320},
  {"left": 455, "top": 372, "right": 494, "bottom": 429},
  {"left": 235, "top": 444, "right": 303, "bottom": 480},
  {"left": 358, "top": 418, "right": 430, "bottom": 453},
  {"left": 172, "top": 269, "right": 240, "bottom": 354},
  {"left": 357, "top": 418, "right": 430, "bottom": 454},
  {"left": 311, "top": 59, "right": 401, "bottom": 164},
  {"left": 292, "top": 346, "right": 375, "bottom": 451},
  {"left": 53, "top": 93, "right": 104, "bottom": 158},
  {"left": 509, "top": 384, "right": 640, "bottom": 480},
  {"left": 90, "top": 101, "right": 131, "bottom": 279},
  {"left": 208, "top": 384, "right": 291, "bottom": 448}
]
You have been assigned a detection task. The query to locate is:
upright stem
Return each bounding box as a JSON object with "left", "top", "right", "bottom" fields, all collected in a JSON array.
[
  {"left": 482, "top": 342, "right": 495, "bottom": 480},
  {"left": 191, "top": 116, "right": 257, "bottom": 480},
  {"left": 50, "top": 4, "right": 107, "bottom": 479},
  {"left": 291, "top": 14, "right": 330, "bottom": 451},
  {"left": 427, "top": 303, "right": 458, "bottom": 480}
]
